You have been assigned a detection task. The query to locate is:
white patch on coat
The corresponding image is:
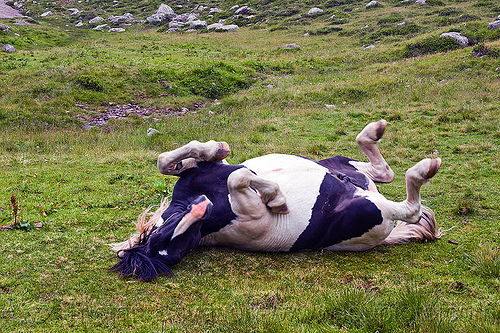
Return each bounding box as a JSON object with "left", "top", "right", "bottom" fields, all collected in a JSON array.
[{"left": 202, "top": 154, "right": 328, "bottom": 251}]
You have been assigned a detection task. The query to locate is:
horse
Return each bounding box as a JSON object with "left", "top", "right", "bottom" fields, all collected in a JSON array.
[{"left": 110, "top": 120, "right": 441, "bottom": 280}]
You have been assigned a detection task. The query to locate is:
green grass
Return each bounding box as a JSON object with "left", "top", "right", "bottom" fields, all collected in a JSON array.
[{"left": 1, "top": 0, "right": 500, "bottom": 331}]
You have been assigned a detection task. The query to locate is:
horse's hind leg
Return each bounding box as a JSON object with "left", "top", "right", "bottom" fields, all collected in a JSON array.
[
  {"left": 350, "top": 120, "right": 395, "bottom": 183},
  {"left": 369, "top": 158, "right": 441, "bottom": 224},
  {"left": 157, "top": 140, "right": 230, "bottom": 175}
]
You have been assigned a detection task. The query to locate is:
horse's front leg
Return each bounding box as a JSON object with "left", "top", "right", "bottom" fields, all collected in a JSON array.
[{"left": 157, "top": 140, "right": 230, "bottom": 175}]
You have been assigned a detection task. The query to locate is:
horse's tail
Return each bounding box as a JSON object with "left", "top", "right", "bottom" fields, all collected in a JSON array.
[
  {"left": 110, "top": 198, "right": 169, "bottom": 255},
  {"left": 381, "top": 205, "right": 442, "bottom": 245}
]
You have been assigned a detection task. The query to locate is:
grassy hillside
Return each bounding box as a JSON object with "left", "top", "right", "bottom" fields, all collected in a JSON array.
[{"left": 1, "top": 0, "right": 500, "bottom": 331}]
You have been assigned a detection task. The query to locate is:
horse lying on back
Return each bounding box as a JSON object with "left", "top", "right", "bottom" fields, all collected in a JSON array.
[{"left": 111, "top": 120, "right": 442, "bottom": 281}]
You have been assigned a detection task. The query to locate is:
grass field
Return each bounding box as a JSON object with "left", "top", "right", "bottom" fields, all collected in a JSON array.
[{"left": 1, "top": 0, "right": 500, "bottom": 331}]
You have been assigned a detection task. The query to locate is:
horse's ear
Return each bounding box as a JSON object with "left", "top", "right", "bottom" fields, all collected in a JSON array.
[{"left": 171, "top": 196, "right": 213, "bottom": 240}]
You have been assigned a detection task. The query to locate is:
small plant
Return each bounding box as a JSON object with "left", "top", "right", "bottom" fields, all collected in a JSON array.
[
  {"left": 10, "top": 193, "right": 19, "bottom": 226},
  {"left": 77, "top": 75, "right": 104, "bottom": 91}
]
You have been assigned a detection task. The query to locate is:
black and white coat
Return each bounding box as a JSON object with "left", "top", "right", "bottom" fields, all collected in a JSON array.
[{"left": 111, "top": 120, "right": 441, "bottom": 281}]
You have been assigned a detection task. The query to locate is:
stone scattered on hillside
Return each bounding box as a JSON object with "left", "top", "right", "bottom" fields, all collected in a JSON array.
[
  {"left": 109, "top": 13, "right": 134, "bottom": 25},
  {"left": 415, "top": 0, "right": 426, "bottom": 4},
  {"left": 93, "top": 24, "right": 109, "bottom": 31},
  {"left": 109, "top": 28, "right": 125, "bottom": 32},
  {"left": 147, "top": 128, "right": 161, "bottom": 136},
  {"left": 194, "top": 5, "right": 207, "bottom": 12},
  {"left": 488, "top": 19, "right": 500, "bottom": 31},
  {"left": 235, "top": 6, "right": 252, "bottom": 15},
  {"left": 189, "top": 20, "right": 207, "bottom": 29},
  {"left": 364, "top": 44, "right": 376, "bottom": 50},
  {"left": 173, "top": 12, "right": 199, "bottom": 23},
  {"left": 2, "top": 44, "right": 15, "bottom": 53},
  {"left": 222, "top": 24, "right": 239, "bottom": 31},
  {"left": 209, "top": 8, "right": 222, "bottom": 14},
  {"left": 75, "top": 21, "right": 84, "bottom": 27},
  {"left": 207, "top": 22, "right": 223, "bottom": 30},
  {"left": 146, "top": 4, "right": 175, "bottom": 24},
  {"left": 366, "top": 1, "right": 381, "bottom": 9},
  {"left": 89, "top": 16, "right": 104, "bottom": 24},
  {"left": 68, "top": 8, "right": 80, "bottom": 16},
  {"left": 41, "top": 11, "right": 53, "bottom": 17},
  {"left": 0, "top": 23, "right": 10, "bottom": 32},
  {"left": 283, "top": 44, "right": 300, "bottom": 49},
  {"left": 308, "top": 7, "right": 323, "bottom": 15},
  {"left": 440, "top": 32, "right": 471, "bottom": 47}
]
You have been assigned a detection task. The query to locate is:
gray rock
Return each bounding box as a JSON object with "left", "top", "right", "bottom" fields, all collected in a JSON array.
[
  {"left": 235, "top": 5, "right": 252, "bottom": 15},
  {"left": 283, "top": 44, "right": 300, "bottom": 49},
  {"left": 209, "top": 8, "right": 222, "bottom": 14},
  {"left": 68, "top": 8, "right": 80, "bottom": 16},
  {"left": 488, "top": 20, "right": 500, "bottom": 31},
  {"left": 230, "top": 5, "right": 239, "bottom": 11},
  {"left": 366, "top": 1, "right": 381, "bottom": 8},
  {"left": 415, "top": 0, "right": 425, "bottom": 4},
  {"left": 185, "top": 29, "right": 196, "bottom": 33},
  {"left": 167, "top": 28, "right": 180, "bottom": 33},
  {"left": 440, "top": 32, "right": 471, "bottom": 47},
  {"left": 93, "top": 24, "right": 109, "bottom": 31},
  {"left": 221, "top": 24, "right": 239, "bottom": 31},
  {"left": 173, "top": 13, "right": 199, "bottom": 23},
  {"left": 75, "top": 21, "right": 84, "bottom": 27},
  {"left": 189, "top": 20, "right": 207, "bottom": 29},
  {"left": 147, "top": 128, "right": 161, "bottom": 136},
  {"left": 194, "top": 5, "right": 207, "bottom": 11},
  {"left": 308, "top": 7, "right": 323, "bottom": 15},
  {"left": 364, "top": 45, "right": 376, "bottom": 50},
  {"left": 40, "top": 11, "right": 53, "bottom": 17},
  {"left": 89, "top": 16, "right": 105, "bottom": 24},
  {"left": 0, "top": 23, "right": 10, "bottom": 32},
  {"left": 2, "top": 44, "right": 15, "bottom": 53},
  {"left": 169, "top": 21, "right": 184, "bottom": 28},
  {"left": 108, "top": 28, "right": 125, "bottom": 32},
  {"left": 146, "top": 4, "right": 175, "bottom": 24},
  {"left": 207, "top": 22, "right": 224, "bottom": 30},
  {"left": 108, "top": 13, "right": 134, "bottom": 25}
]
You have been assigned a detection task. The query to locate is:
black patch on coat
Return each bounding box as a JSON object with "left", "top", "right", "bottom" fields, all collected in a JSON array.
[{"left": 318, "top": 156, "right": 370, "bottom": 190}]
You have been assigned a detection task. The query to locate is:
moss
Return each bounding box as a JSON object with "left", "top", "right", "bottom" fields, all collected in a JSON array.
[{"left": 77, "top": 75, "right": 104, "bottom": 91}]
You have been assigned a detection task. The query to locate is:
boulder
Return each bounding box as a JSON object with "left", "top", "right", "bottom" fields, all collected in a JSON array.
[
  {"left": 93, "top": 24, "right": 109, "bottom": 31},
  {"left": 169, "top": 21, "right": 184, "bottom": 28},
  {"left": 230, "top": 5, "right": 239, "bottom": 11},
  {"left": 415, "top": 0, "right": 426, "bottom": 4},
  {"left": 221, "top": 24, "right": 239, "bottom": 31},
  {"left": 283, "top": 44, "right": 300, "bottom": 49},
  {"left": 366, "top": 1, "right": 381, "bottom": 8},
  {"left": 440, "top": 32, "right": 471, "bottom": 47},
  {"left": 209, "top": 8, "right": 223, "bottom": 14},
  {"left": 68, "top": 8, "right": 80, "bottom": 16},
  {"left": 109, "top": 13, "right": 134, "bottom": 25},
  {"left": 75, "top": 21, "right": 84, "bottom": 27},
  {"left": 488, "top": 20, "right": 500, "bottom": 31},
  {"left": 207, "top": 22, "right": 224, "bottom": 30},
  {"left": 2, "top": 44, "right": 15, "bottom": 53},
  {"left": 108, "top": 28, "right": 125, "bottom": 32},
  {"left": 235, "top": 6, "right": 252, "bottom": 15},
  {"left": 146, "top": 4, "right": 175, "bottom": 24},
  {"left": 0, "top": 23, "right": 10, "bottom": 32},
  {"left": 189, "top": 20, "right": 207, "bottom": 29},
  {"left": 89, "top": 16, "right": 105, "bottom": 24},
  {"left": 308, "top": 7, "right": 323, "bottom": 15},
  {"left": 173, "top": 13, "right": 199, "bottom": 23},
  {"left": 40, "top": 11, "right": 53, "bottom": 17}
]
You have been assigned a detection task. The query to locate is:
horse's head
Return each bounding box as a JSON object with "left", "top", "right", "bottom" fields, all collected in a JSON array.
[{"left": 110, "top": 195, "right": 212, "bottom": 281}]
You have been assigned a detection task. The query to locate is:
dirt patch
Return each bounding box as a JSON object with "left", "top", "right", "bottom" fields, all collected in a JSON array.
[{"left": 75, "top": 102, "right": 207, "bottom": 128}]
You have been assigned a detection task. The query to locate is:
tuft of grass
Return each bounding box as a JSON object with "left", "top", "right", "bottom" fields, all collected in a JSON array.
[
  {"left": 77, "top": 74, "right": 104, "bottom": 91},
  {"left": 402, "top": 35, "right": 462, "bottom": 57},
  {"left": 466, "top": 244, "right": 500, "bottom": 278}
]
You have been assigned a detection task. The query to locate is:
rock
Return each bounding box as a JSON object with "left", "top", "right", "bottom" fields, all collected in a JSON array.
[
  {"left": 488, "top": 20, "right": 500, "bottom": 31},
  {"left": 185, "top": 29, "right": 196, "bottom": 33},
  {"left": 169, "top": 21, "right": 184, "bottom": 28},
  {"left": 189, "top": 20, "right": 207, "bottom": 29},
  {"left": 40, "top": 11, "right": 53, "bottom": 17},
  {"left": 194, "top": 5, "right": 207, "bottom": 11},
  {"left": 235, "top": 5, "right": 252, "bottom": 15},
  {"left": 415, "top": 0, "right": 426, "bottom": 4},
  {"left": 167, "top": 28, "right": 180, "bottom": 33},
  {"left": 207, "top": 22, "right": 224, "bottom": 30},
  {"left": 440, "top": 32, "right": 471, "bottom": 47},
  {"left": 93, "top": 24, "right": 109, "bottom": 31},
  {"left": 108, "top": 28, "right": 125, "bottom": 32},
  {"left": 89, "top": 16, "right": 104, "bottom": 24},
  {"left": 283, "top": 44, "right": 300, "bottom": 49},
  {"left": 308, "top": 7, "right": 323, "bottom": 15},
  {"left": 0, "top": 23, "right": 10, "bottom": 32},
  {"left": 364, "top": 44, "right": 376, "bottom": 50},
  {"left": 2, "top": 44, "right": 15, "bottom": 53},
  {"left": 75, "top": 21, "right": 84, "bottom": 27},
  {"left": 147, "top": 128, "right": 161, "bottom": 136},
  {"left": 366, "top": 1, "right": 381, "bottom": 8},
  {"left": 172, "top": 12, "right": 199, "bottom": 23},
  {"left": 221, "top": 24, "right": 239, "bottom": 31},
  {"left": 146, "top": 4, "right": 175, "bottom": 24},
  {"left": 68, "top": 8, "right": 80, "bottom": 16},
  {"left": 230, "top": 5, "right": 239, "bottom": 11},
  {"left": 209, "top": 8, "right": 222, "bottom": 14},
  {"left": 109, "top": 13, "right": 134, "bottom": 25}
]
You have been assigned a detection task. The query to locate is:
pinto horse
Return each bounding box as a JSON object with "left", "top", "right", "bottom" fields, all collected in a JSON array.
[{"left": 111, "top": 120, "right": 442, "bottom": 280}]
